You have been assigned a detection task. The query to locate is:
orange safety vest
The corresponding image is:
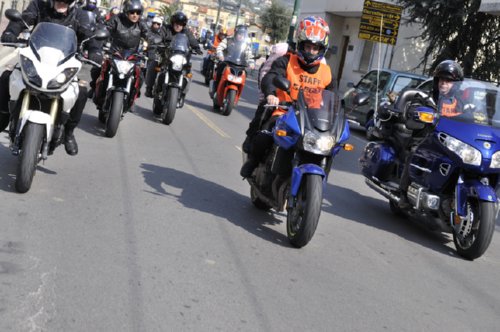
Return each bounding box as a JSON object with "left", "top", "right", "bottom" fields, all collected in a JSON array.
[
  {"left": 207, "top": 36, "right": 223, "bottom": 55},
  {"left": 440, "top": 97, "right": 460, "bottom": 117},
  {"left": 274, "top": 54, "right": 332, "bottom": 116}
]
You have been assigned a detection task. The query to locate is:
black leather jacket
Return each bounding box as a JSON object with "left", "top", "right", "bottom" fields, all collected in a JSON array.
[
  {"left": 161, "top": 24, "right": 201, "bottom": 52},
  {"left": 1, "top": 0, "right": 89, "bottom": 41},
  {"left": 106, "top": 12, "right": 148, "bottom": 53}
]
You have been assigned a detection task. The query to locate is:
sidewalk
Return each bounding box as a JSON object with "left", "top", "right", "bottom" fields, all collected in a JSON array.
[{"left": 0, "top": 44, "right": 19, "bottom": 68}]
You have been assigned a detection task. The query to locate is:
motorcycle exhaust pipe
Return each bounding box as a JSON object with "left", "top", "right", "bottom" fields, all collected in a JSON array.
[{"left": 365, "top": 178, "right": 401, "bottom": 203}]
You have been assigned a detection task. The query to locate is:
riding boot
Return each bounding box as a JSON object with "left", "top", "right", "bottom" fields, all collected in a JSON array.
[{"left": 64, "top": 128, "right": 78, "bottom": 156}]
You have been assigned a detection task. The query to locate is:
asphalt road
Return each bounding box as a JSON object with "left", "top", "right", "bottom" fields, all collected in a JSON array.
[{"left": 0, "top": 55, "right": 499, "bottom": 331}]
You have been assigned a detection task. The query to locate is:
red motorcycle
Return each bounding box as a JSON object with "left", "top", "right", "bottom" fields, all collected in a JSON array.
[
  {"left": 210, "top": 47, "right": 247, "bottom": 116},
  {"left": 94, "top": 48, "right": 144, "bottom": 137}
]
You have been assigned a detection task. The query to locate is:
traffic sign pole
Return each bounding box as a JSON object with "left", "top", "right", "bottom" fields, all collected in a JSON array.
[{"left": 287, "top": 0, "right": 302, "bottom": 49}]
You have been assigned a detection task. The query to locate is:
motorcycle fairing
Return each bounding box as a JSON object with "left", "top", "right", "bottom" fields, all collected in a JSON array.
[
  {"left": 359, "top": 141, "right": 397, "bottom": 181},
  {"left": 273, "top": 107, "right": 301, "bottom": 150},
  {"left": 290, "top": 164, "right": 326, "bottom": 196}
]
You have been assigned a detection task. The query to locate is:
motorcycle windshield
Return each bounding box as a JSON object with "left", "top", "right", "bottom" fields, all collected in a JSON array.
[
  {"left": 439, "top": 79, "right": 500, "bottom": 128},
  {"left": 224, "top": 42, "right": 248, "bottom": 66},
  {"left": 29, "top": 22, "right": 77, "bottom": 63},
  {"left": 304, "top": 89, "right": 343, "bottom": 135},
  {"left": 170, "top": 33, "right": 189, "bottom": 54}
]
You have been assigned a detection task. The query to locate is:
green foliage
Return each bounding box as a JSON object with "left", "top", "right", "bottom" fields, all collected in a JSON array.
[
  {"left": 396, "top": 0, "right": 500, "bottom": 82},
  {"left": 259, "top": 0, "right": 291, "bottom": 44},
  {"left": 100, "top": 0, "right": 109, "bottom": 8},
  {"left": 158, "top": 2, "right": 182, "bottom": 23}
]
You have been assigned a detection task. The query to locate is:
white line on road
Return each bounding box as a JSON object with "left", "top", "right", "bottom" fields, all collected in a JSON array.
[{"left": 187, "top": 105, "right": 230, "bottom": 138}]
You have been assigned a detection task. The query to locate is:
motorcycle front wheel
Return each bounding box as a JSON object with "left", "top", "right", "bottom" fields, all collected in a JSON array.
[
  {"left": 286, "top": 174, "right": 323, "bottom": 247},
  {"left": 105, "top": 91, "right": 124, "bottom": 138},
  {"left": 222, "top": 89, "right": 236, "bottom": 116},
  {"left": 162, "top": 87, "right": 178, "bottom": 125},
  {"left": 453, "top": 200, "right": 495, "bottom": 260},
  {"left": 16, "top": 122, "right": 44, "bottom": 193}
]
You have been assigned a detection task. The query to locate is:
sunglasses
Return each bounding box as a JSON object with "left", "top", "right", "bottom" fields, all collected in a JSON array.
[
  {"left": 128, "top": 10, "right": 142, "bottom": 15},
  {"left": 152, "top": 22, "right": 161, "bottom": 26},
  {"left": 55, "top": 0, "right": 73, "bottom": 3}
]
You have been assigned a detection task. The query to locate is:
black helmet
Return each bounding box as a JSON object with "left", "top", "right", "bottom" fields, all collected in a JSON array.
[
  {"left": 171, "top": 11, "right": 188, "bottom": 26},
  {"left": 432, "top": 60, "right": 464, "bottom": 102},
  {"left": 123, "top": 0, "right": 143, "bottom": 14},
  {"left": 433, "top": 60, "right": 464, "bottom": 81}
]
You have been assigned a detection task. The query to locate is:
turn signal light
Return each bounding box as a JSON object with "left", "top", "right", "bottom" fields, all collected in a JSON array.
[
  {"left": 276, "top": 129, "right": 287, "bottom": 136},
  {"left": 343, "top": 143, "right": 354, "bottom": 151},
  {"left": 186, "top": 73, "right": 193, "bottom": 78},
  {"left": 418, "top": 112, "right": 435, "bottom": 123},
  {"left": 154, "top": 67, "right": 161, "bottom": 72}
]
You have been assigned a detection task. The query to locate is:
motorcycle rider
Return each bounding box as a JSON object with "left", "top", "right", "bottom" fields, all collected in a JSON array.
[
  {"left": 240, "top": 16, "right": 335, "bottom": 178},
  {"left": 82, "top": 0, "right": 104, "bottom": 76},
  {"left": 160, "top": 11, "right": 203, "bottom": 74},
  {"left": 398, "top": 60, "right": 465, "bottom": 208},
  {"left": 212, "top": 25, "right": 251, "bottom": 99},
  {"left": 144, "top": 15, "right": 164, "bottom": 98},
  {"left": 202, "top": 27, "right": 227, "bottom": 76},
  {"left": 0, "top": 0, "right": 92, "bottom": 155},
  {"left": 89, "top": 0, "right": 148, "bottom": 101}
]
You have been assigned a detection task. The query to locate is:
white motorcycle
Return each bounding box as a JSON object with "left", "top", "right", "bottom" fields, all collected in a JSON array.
[{"left": 2, "top": 9, "right": 108, "bottom": 193}]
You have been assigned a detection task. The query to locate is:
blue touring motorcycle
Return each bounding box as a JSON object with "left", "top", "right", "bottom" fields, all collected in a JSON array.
[
  {"left": 359, "top": 79, "right": 500, "bottom": 260},
  {"left": 244, "top": 78, "right": 352, "bottom": 247}
]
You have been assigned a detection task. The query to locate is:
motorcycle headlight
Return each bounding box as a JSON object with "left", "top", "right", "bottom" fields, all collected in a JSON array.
[
  {"left": 490, "top": 151, "right": 500, "bottom": 168},
  {"left": 170, "top": 54, "right": 186, "bottom": 71},
  {"left": 114, "top": 59, "right": 134, "bottom": 76},
  {"left": 47, "top": 67, "right": 79, "bottom": 89},
  {"left": 228, "top": 74, "right": 243, "bottom": 83},
  {"left": 20, "top": 55, "right": 42, "bottom": 87},
  {"left": 440, "top": 133, "right": 481, "bottom": 166},
  {"left": 303, "top": 131, "right": 335, "bottom": 154}
]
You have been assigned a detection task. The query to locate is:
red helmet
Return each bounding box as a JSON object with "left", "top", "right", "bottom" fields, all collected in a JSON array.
[{"left": 296, "top": 16, "right": 330, "bottom": 66}]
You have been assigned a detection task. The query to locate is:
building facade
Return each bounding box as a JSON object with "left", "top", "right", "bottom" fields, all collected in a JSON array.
[{"left": 302, "top": 0, "right": 428, "bottom": 92}]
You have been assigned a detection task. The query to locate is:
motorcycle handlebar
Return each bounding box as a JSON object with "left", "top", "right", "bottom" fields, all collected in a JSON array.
[{"left": 0, "top": 41, "right": 27, "bottom": 48}]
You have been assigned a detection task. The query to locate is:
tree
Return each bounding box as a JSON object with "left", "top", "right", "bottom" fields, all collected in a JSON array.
[
  {"left": 158, "top": 2, "right": 182, "bottom": 23},
  {"left": 259, "top": 0, "right": 291, "bottom": 44},
  {"left": 396, "top": 0, "right": 500, "bottom": 81}
]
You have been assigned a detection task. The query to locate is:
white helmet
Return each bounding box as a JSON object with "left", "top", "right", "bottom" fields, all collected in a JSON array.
[{"left": 152, "top": 16, "right": 163, "bottom": 26}]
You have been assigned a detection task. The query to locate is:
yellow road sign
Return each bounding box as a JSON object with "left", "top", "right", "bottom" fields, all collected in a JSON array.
[{"left": 358, "top": 0, "right": 403, "bottom": 46}]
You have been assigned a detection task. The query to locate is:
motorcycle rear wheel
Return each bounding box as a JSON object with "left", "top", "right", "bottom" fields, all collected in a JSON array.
[
  {"left": 162, "top": 87, "right": 178, "bottom": 125},
  {"left": 453, "top": 200, "right": 495, "bottom": 260},
  {"left": 222, "top": 89, "right": 236, "bottom": 116},
  {"left": 287, "top": 174, "right": 323, "bottom": 248},
  {"left": 105, "top": 91, "right": 124, "bottom": 138},
  {"left": 16, "top": 123, "right": 44, "bottom": 193}
]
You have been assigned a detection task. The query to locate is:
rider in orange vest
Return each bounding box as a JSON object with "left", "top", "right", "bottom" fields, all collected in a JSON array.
[
  {"left": 240, "top": 16, "right": 336, "bottom": 178},
  {"left": 398, "top": 60, "right": 464, "bottom": 208},
  {"left": 202, "top": 28, "right": 227, "bottom": 75}
]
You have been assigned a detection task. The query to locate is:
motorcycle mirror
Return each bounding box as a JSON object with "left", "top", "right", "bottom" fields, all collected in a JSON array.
[
  {"left": 5, "top": 9, "right": 29, "bottom": 30},
  {"left": 273, "top": 76, "right": 290, "bottom": 92},
  {"left": 5, "top": 9, "right": 22, "bottom": 22},
  {"left": 94, "top": 29, "right": 110, "bottom": 41}
]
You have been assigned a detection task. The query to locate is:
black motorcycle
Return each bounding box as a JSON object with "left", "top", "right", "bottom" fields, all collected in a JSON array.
[{"left": 152, "top": 33, "right": 193, "bottom": 125}]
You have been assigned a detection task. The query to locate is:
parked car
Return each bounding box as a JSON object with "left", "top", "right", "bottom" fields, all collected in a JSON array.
[{"left": 343, "top": 69, "right": 427, "bottom": 139}]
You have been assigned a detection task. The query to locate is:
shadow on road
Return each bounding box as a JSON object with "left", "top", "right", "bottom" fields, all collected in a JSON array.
[
  {"left": 140, "top": 163, "right": 291, "bottom": 247},
  {"left": 322, "top": 182, "right": 461, "bottom": 258}
]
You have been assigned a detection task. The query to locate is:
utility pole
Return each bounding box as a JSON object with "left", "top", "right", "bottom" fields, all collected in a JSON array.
[
  {"left": 287, "top": 0, "right": 302, "bottom": 49},
  {"left": 235, "top": 0, "right": 243, "bottom": 27},
  {"left": 215, "top": 0, "right": 222, "bottom": 30}
]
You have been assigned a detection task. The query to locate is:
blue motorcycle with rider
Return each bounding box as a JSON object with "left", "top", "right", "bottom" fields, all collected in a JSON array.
[
  {"left": 243, "top": 77, "right": 353, "bottom": 247},
  {"left": 358, "top": 60, "right": 499, "bottom": 260}
]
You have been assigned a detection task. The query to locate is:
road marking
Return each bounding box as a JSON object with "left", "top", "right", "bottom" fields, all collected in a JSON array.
[
  {"left": 235, "top": 145, "right": 242, "bottom": 152},
  {"left": 188, "top": 105, "right": 230, "bottom": 138}
]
